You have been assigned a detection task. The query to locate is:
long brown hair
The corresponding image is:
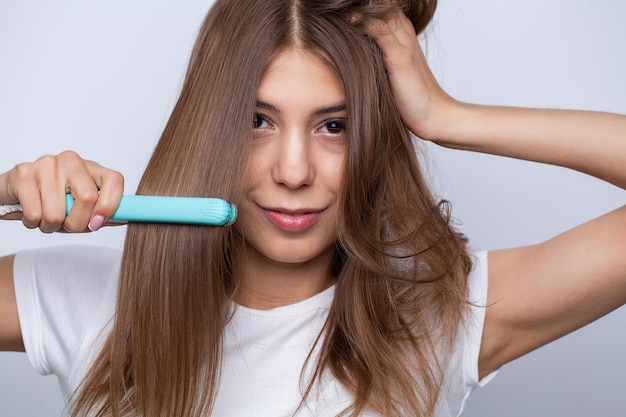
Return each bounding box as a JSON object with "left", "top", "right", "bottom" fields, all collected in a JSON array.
[{"left": 71, "top": 1, "right": 472, "bottom": 416}]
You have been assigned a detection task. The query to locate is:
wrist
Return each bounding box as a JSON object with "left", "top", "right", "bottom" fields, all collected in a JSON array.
[{"left": 415, "top": 97, "right": 467, "bottom": 145}]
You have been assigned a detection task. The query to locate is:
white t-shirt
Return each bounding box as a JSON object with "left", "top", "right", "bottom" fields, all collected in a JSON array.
[{"left": 13, "top": 245, "right": 494, "bottom": 416}]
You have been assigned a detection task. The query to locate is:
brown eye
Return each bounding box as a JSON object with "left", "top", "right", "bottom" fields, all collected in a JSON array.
[
  {"left": 253, "top": 114, "right": 269, "bottom": 129},
  {"left": 321, "top": 119, "right": 346, "bottom": 135}
]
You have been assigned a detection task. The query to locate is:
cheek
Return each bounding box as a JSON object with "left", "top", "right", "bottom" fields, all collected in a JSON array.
[
  {"left": 243, "top": 153, "right": 264, "bottom": 188},
  {"left": 322, "top": 156, "right": 345, "bottom": 192}
]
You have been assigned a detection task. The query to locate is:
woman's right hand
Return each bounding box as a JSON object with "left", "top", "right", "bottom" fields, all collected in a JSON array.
[{"left": 0, "top": 151, "right": 124, "bottom": 233}]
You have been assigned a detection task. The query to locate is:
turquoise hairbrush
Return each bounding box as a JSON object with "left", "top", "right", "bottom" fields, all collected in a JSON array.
[{"left": 0, "top": 194, "right": 238, "bottom": 226}]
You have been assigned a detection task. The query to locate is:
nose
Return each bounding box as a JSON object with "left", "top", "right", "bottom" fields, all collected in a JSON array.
[{"left": 272, "top": 128, "right": 314, "bottom": 189}]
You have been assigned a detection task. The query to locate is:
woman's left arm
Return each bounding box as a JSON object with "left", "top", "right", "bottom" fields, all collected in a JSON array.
[
  {"left": 480, "top": 207, "right": 626, "bottom": 378},
  {"left": 366, "top": 11, "right": 626, "bottom": 189},
  {"left": 435, "top": 102, "right": 626, "bottom": 379},
  {"left": 366, "top": 10, "right": 626, "bottom": 378},
  {"left": 432, "top": 104, "right": 626, "bottom": 189}
]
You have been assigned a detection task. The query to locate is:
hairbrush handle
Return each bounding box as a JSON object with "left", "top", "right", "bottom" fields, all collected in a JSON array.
[{"left": 0, "top": 195, "right": 238, "bottom": 226}]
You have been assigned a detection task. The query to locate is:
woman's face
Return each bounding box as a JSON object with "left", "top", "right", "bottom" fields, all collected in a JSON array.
[{"left": 237, "top": 48, "right": 346, "bottom": 271}]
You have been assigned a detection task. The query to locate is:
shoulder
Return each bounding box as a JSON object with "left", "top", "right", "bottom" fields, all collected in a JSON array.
[
  {"left": 13, "top": 244, "right": 122, "bottom": 330},
  {"left": 14, "top": 244, "right": 121, "bottom": 294},
  {"left": 13, "top": 245, "right": 121, "bottom": 382},
  {"left": 15, "top": 244, "right": 121, "bottom": 273}
]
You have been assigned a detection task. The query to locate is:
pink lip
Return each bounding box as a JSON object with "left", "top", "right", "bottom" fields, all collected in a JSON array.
[{"left": 262, "top": 207, "right": 324, "bottom": 232}]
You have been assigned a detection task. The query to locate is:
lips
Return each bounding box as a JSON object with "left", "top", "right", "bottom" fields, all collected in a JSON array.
[{"left": 262, "top": 207, "right": 324, "bottom": 232}]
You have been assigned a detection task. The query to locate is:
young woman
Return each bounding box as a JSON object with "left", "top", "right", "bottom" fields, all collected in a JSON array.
[{"left": 1, "top": 0, "right": 625, "bottom": 416}]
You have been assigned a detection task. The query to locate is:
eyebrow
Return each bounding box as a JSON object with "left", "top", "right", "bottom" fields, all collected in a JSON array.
[{"left": 256, "top": 100, "right": 346, "bottom": 116}]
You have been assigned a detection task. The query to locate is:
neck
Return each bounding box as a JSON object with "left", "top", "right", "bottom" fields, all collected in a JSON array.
[{"left": 236, "top": 245, "right": 336, "bottom": 310}]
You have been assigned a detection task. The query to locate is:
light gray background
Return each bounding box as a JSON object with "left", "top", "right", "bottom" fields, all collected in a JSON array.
[{"left": 1, "top": 1, "right": 624, "bottom": 416}]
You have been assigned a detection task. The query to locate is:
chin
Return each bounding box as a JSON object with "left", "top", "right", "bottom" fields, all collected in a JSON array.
[{"left": 263, "top": 245, "right": 334, "bottom": 265}]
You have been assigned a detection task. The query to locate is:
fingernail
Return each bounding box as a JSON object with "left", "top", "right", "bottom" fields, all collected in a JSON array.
[{"left": 88, "top": 215, "right": 105, "bottom": 232}]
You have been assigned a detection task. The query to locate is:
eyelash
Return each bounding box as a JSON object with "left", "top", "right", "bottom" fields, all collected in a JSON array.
[{"left": 253, "top": 113, "right": 346, "bottom": 136}]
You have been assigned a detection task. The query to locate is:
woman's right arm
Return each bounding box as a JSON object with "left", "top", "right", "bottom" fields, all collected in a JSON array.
[
  {"left": 0, "top": 255, "right": 22, "bottom": 352},
  {"left": 0, "top": 151, "right": 124, "bottom": 351}
]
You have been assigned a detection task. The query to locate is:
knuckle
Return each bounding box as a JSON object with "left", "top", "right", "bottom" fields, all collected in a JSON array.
[
  {"left": 73, "top": 189, "right": 99, "bottom": 205},
  {"left": 35, "top": 154, "right": 57, "bottom": 166},
  {"left": 21, "top": 211, "right": 41, "bottom": 230},
  {"left": 108, "top": 170, "right": 125, "bottom": 187},
  {"left": 42, "top": 211, "right": 66, "bottom": 227},
  {"left": 22, "top": 221, "right": 39, "bottom": 230},
  {"left": 57, "top": 150, "right": 81, "bottom": 160},
  {"left": 38, "top": 223, "right": 59, "bottom": 234},
  {"left": 56, "top": 150, "right": 84, "bottom": 169},
  {"left": 62, "top": 219, "right": 84, "bottom": 233},
  {"left": 11, "top": 161, "right": 34, "bottom": 181}
]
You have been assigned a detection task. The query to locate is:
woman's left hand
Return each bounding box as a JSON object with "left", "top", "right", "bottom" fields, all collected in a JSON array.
[
  {"left": 363, "top": 9, "right": 454, "bottom": 141},
  {"left": 366, "top": 8, "right": 626, "bottom": 189}
]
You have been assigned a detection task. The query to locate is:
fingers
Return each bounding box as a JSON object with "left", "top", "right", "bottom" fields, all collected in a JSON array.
[
  {"left": 359, "top": 9, "right": 452, "bottom": 140},
  {"left": 72, "top": 159, "right": 124, "bottom": 232},
  {"left": 363, "top": 10, "right": 419, "bottom": 71},
  {"left": 60, "top": 162, "right": 100, "bottom": 232},
  {"left": 3, "top": 151, "right": 124, "bottom": 233},
  {"left": 364, "top": 10, "right": 435, "bottom": 90},
  {"left": 7, "top": 158, "right": 64, "bottom": 232}
]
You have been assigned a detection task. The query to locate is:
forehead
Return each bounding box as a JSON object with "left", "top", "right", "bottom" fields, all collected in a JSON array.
[{"left": 257, "top": 48, "right": 345, "bottom": 106}]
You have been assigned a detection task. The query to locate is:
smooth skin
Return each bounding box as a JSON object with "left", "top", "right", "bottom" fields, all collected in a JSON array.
[
  {"left": 1, "top": 9, "right": 626, "bottom": 397},
  {"left": 235, "top": 48, "right": 346, "bottom": 309}
]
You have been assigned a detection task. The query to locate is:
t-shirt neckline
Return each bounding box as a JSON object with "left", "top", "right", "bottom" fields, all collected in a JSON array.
[{"left": 233, "top": 284, "right": 336, "bottom": 318}]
